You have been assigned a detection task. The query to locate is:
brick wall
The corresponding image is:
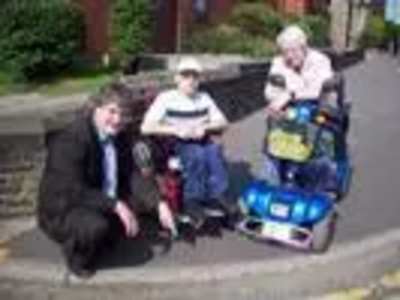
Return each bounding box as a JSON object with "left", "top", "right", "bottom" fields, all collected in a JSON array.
[
  {"left": 209, "top": 0, "right": 236, "bottom": 24},
  {"left": 279, "top": 0, "right": 308, "bottom": 14},
  {"left": 152, "top": 0, "right": 178, "bottom": 52},
  {"left": 79, "top": 0, "right": 110, "bottom": 59}
]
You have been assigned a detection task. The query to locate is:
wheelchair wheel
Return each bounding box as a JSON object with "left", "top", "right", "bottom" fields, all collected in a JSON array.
[{"left": 310, "top": 212, "right": 337, "bottom": 253}]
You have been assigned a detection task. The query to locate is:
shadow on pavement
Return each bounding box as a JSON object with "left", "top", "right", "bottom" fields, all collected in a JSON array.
[{"left": 227, "top": 160, "right": 256, "bottom": 200}]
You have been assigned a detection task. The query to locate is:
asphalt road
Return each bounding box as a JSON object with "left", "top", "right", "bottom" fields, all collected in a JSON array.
[{"left": 5, "top": 53, "right": 400, "bottom": 298}]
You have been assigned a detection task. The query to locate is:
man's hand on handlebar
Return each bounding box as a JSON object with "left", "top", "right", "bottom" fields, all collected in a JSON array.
[{"left": 266, "top": 96, "right": 291, "bottom": 117}]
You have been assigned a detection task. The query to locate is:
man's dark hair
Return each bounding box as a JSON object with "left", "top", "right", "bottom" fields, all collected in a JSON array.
[{"left": 84, "top": 82, "right": 132, "bottom": 114}]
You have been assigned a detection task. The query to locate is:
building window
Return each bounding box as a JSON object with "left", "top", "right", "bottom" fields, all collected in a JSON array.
[{"left": 192, "top": 0, "right": 209, "bottom": 23}]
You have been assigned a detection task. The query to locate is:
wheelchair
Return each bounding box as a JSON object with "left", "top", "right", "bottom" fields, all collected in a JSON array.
[
  {"left": 237, "top": 74, "right": 352, "bottom": 252},
  {"left": 132, "top": 129, "right": 234, "bottom": 240}
]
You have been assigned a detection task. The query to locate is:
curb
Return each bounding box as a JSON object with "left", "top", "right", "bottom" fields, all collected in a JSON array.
[
  {"left": 0, "top": 218, "right": 35, "bottom": 244},
  {"left": 1, "top": 227, "right": 400, "bottom": 291}
]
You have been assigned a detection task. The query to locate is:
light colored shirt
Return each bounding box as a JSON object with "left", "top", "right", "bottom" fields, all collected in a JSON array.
[
  {"left": 141, "top": 89, "right": 227, "bottom": 132},
  {"left": 264, "top": 49, "right": 334, "bottom": 103},
  {"left": 99, "top": 134, "right": 118, "bottom": 199}
]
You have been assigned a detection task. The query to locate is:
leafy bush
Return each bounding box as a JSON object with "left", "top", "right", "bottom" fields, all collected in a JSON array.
[
  {"left": 359, "top": 13, "right": 387, "bottom": 48},
  {"left": 283, "top": 13, "right": 331, "bottom": 47},
  {"left": 185, "top": 2, "right": 282, "bottom": 57},
  {"left": 0, "top": 0, "right": 83, "bottom": 83},
  {"left": 228, "top": 3, "right": 283, "bottom": 39},
  {"left": 183, "top": 24, "right": 276, "bottom": 57},
  {"left": 184, "top": 2, "right": 331, "bottom": 57},
  {"left": 300, "top": 14, "right": 331, "bottom": 47},
  {"left": 386, "top": 21, "right": 400, "bottom": 37},
  {"left": 111, "top": 0, "right": 152, "bottom": 63}
]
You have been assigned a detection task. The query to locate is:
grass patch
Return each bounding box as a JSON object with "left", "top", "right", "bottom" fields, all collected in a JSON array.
[
  {"left": 37, "top": 69, "right": 116, "bottom": 96},
  {"left": 0, "top": 72, "right": 27, "bottom": 96},
  {"left": 0, "top": 68, "right": 117, "bottom": 97}
]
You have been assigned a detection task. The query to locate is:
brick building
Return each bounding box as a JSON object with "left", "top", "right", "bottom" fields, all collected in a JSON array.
[
  {"left": 78, "top": 0, "right": 325, "bottom": 58},
  {"left": 78, "top": 0, "right": 110, "bottom": 59}
]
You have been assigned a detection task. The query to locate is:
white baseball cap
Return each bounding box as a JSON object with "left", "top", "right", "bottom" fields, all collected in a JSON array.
[{"left": 176, "top": 57, "right": 203, "bottom": 73}]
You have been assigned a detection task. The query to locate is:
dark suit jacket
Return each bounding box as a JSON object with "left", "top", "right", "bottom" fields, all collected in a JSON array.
[{"left": 37, "top": 113, "right": 134, "bottom": 234}]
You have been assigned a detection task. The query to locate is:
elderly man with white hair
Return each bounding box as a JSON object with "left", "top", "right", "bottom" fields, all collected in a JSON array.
[
  {"left": 262, "top": 25, "right": 334, "bottom": 185},
  {"left": 265, "top": 25, "right": 334, "bottom": 113}
]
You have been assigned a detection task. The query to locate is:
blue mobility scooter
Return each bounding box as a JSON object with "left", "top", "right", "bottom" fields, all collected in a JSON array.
[{"left": 237, "top": 74, "right": 352, "bottom": 252}]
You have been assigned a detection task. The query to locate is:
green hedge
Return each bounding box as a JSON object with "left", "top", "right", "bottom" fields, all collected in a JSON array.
[
  {"left": 359, "top": 13, "right": 386, "bottom": 48},
  {"left": 184, "top": 2, "right": 330, "bottom": 57},
  {"left": 111, "top": 0, "right": 152, "bottom": 64},
  {"left": 284, "top": 13, "right": 331, "bottom": 47},
  {"left": 228, "top": 3, "right": 283, "bottom": 39},
  {"left": 183, "top": 25, "right": 276, "bottom": 57},
  {"left": 359, "top": 13, "right": 399, "bottom": 49},
  {"left": 0, "top": 0, "right": 83, "bottom": 83}
]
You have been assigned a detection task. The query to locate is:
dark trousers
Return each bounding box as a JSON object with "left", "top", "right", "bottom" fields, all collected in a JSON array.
[
  {"left": 41, "top": 207, "right": 124, "bottom": 269},
  {"left": 40, "top": 172, "right": 163, "bottom": 270}
]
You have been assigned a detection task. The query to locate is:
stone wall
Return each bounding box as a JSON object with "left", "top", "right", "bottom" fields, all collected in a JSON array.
[
  {"left": 0, "top": 135, "right": 43, "bottom": 218},
  {"left": 203, "top": 62, "right": 269, "bottom": 122}
]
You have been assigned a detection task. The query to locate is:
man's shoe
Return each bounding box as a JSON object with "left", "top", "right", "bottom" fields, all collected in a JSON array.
[
  {"left": 181, "top": 202, "right": 205, "bottom": 230},
  {"left": 212, "top": 197, "right": 242, "bottom": 230},
  {"left": 225, "top": 210, "right": 244, "bottom": 231},
  {"left": 66, "top": 255, "right": 96, "bottom": 279},
  {"left": 215, "top": 197, "right": 239, "bottom": 216},
  {"left": 202, "top": 200, "right": 226, "bottom": 218}
]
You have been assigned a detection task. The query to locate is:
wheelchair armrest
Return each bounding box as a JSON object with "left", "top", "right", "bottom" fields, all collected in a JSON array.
[
  {"left": 132, "top": 140, "right": 154, "bottom": 172},
  {"left": 267, "top": 74, "right": 286, "bottom": 89}
]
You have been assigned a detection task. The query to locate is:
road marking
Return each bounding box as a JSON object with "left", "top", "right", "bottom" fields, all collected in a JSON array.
[
  {"left": 380, "top": 271, "right": 400, "bottom": 289},
  {"left": 322, "top": 287, "right": 373, "bottom": 300}
]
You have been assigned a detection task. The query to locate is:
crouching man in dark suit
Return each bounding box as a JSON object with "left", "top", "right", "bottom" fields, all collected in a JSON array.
[{"left": 37, "top": 83, "right": 175, "bottom": 278}]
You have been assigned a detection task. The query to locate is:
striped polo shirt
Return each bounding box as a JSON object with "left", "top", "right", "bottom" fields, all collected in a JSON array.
[{"left": 141, "top": 89, "right": 227, "bottom": 131}]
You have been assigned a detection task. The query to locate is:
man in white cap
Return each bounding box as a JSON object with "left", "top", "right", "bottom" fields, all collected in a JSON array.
[
  {"left": 141, "top": 57, "right": 232, "bottom": 227},
  {"left": 263, "top": 25, "right": 334, "bottom": 185},
  {"left": 265, "top": 24, "right": 334, "bottom": 113}
]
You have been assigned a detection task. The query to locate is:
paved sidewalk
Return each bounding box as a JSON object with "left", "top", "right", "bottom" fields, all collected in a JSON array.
[
  {"left": 0, "top": 217, "right": 35, "bottom": 243},
  {"left": 0, "top": 217, "right": 35, "bottom": 264}
]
